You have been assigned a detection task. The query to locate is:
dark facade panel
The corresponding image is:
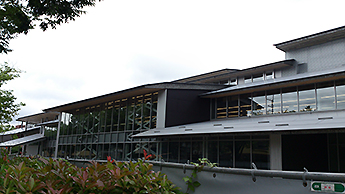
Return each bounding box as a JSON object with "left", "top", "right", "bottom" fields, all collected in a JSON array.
[{"left": 165, "top": 89, "right": 210, "bottom": 127}]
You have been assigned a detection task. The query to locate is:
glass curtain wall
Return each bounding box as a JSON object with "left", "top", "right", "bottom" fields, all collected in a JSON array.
[
  {"left": 57, "top": 92, "right": 158, "bottom": 161},
  {"left": 211, "top": 79, "right": 345, "bottom": 119},
  {"left": 159, "top": 135, "right": 269, "bottom": 169}
]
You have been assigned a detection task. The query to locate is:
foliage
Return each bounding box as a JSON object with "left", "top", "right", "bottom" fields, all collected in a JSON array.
[
  {"left": 182, "top": 158, "right": 217, "bottom": 193},
  {"left": 0, "top": 149, "right": 182, "bottom": 194},
  {"left": 0, "top": 63, "right": 25, "bottom": 132},
  {"left": 0, "top": 0, "right": 102, "bottom": 54}
]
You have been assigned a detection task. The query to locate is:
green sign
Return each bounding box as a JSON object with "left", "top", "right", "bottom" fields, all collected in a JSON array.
[{"left": 311, "top": 182, "right": 345, "bottom": 193}]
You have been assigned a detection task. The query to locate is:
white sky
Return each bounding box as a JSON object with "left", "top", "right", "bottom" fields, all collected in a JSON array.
[{"left": 1, "top": 0, "right": 345, "bottom": 124}]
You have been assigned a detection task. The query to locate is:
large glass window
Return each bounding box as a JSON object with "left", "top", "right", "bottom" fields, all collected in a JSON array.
[
  {"left": 235, "top": 140, "right": 251, "bottom": 168},
  {"left": 227, "top": 96, "right": 238, "bottom": 118},
  {"left": 336, "top": 80, "right": 345, "bottom": 109},
  {"left": 216, "top": 97, "right": 227, "bottom": 119},
  {"left": 298, "top": 84, "right": 316, "bottom": 112},
  {"left": 317, "top": 82, "right": 335, "bottom": 111},
  {"left": 282, "top": 87, "right": 297, "bottom": 113},
  {"left": 252, "top": 91, "right": 266, "bottom": 116},
  {"left": 219, "top": 136, "right": 233, "bottom": 167},
  {"left": 252, "top": 140, "right": 269, "bottom": 169},
  {"left": 239, "top": 94, "right": 252, "bottom": 117},
  {"left": 266, "top": 89, "right": 281, "bottom": 114},
  {"left": 180, "top": 140, "right": 191, "bottom": 163}
]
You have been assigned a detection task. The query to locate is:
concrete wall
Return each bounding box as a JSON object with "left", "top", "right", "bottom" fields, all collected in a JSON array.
[
  {"left": 284, "top": 38, "right": 345, "bottom": 76},
  {"left": 151, "top": 162, "right": 345, "bottom": 194}
]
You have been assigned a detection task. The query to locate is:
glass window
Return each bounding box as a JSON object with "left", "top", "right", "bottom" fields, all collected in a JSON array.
[
  {"left": 168, "top": 141, "right": 179, "bottom": 163},
  {"left": 282, "top": 87, "right": 297, "bottom": 113},
  {"left": 216, "top": 97, "right": 227, "bottom": 119},
  {"left": 161, "top": 141, "right": 168, "bottom": 162},
  {"left": 266, "top": 71, "right": 274, "bottom": 80},
  {"left": 180, "top": 141, "right": 191, "bottom": 163},
  {"left": 112, "top": 106, "right": 119, "bottom": 132},
  {"left": 252, "top": 73, "right": 264, "bottom": 83},
  {"left": 252, "top": 91, "right": 266, "bottom": 116},
  {"left": 267, "top": 89, "right": 281, "bottom": 114},
  {"left": 142, "top": 94, "right": 151, "bottom": 130},
  {"left": 336, "top": 80, "right": 345, "bottom": 109},
  {"left": 126, "top": 98, "right": 135, "bottom": 131},
  {"left": 105, "top": 107, "right": 112, "bottom": 132},
  {"left": 119, "top": 100, "right": 127, "bottom": 131},
  {"left": 227, "top": 96, "right": 238, "bottom": 118},
  {"left": 192, "top": 141, "right": 203, "bottom": 163},
  {"left": 235, "top": 141, "right": 251, "bottom": 168},
  {"left": 207, "top": 140, "right": 218, "bottom": 164},
  {"left": 219, "top": 141, "right": 233, "bottom": 167},
  {"left": 317, "top": 82, "right": 335, "bottom": 111},
  {"left": 116, "top": 143, "right": 123, "bottom": 160},
  {"left": 239, "top": 93, "right": 252, "bottom": 117},
  {"left": 244, "top": 76, "right": 252, "bottom": 84},
  {"left": 298, "top": 84, "right": 316, "bottom": 112},
  {"left": 252, "top": 140, "right": 269, "bottom": 170},
  {"left": 151, "top": 93, "right": 158, "bottom": 129}
]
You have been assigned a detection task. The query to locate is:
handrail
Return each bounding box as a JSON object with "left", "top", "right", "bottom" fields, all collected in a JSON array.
[{"left": 148, "top": 161, "right": 345, "bottom": 182}]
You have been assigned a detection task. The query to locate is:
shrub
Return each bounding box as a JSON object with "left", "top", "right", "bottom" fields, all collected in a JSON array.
[{"left": 0, "top": 149, "right": 181, "bottom": 194}]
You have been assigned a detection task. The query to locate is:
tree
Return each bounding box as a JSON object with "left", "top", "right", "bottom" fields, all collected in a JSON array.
[
  {"left": 0, "top": 62, "right": 25, "bottom": 131},
  {"left": 0, "top": 0, "right": 102, "bottom": 54}
]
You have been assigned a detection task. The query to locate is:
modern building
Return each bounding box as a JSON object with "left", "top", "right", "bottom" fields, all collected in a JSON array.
[{"left": 3, "top": 26, "right": 345, "bottom": 173}]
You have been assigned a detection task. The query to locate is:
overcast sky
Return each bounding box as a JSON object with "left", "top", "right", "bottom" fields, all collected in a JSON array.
[{"left": 1, "top": 0, "right": 345, "bottom": 124}]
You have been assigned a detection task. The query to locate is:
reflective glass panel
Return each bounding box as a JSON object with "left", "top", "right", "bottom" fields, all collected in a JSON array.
[
  {"left": 180, "top": 141, "right": 191, "bottom": 163},
  {"left": 267, "top": 89, "right": 281, "bottom": 114},
  {"left": 219, "top": 141, "right": 233, "bottom": 167},
  {"left": 252, "top": 140, "right": 269, "bottom": 169},
  {"left": 207, "top": 140, "right": 218, "bottom": 164},
  {"left": 336, "top": 80, "right": 345, "bottom": 109},
  {"left": 298, "top": 84, "right": 316, "bottom": 112},
  {"left": 235, "top": 141, "right": 251, "bottom": 168},
  {"left": 317, "top": 82, "right": 335, "bottom": 111},
  {"left": 239, "top": 94, "right": 252, "bottom": 117},
  {"left": 227, "top": 96, "right": 238, "bottom": 118},
  {"left": 282, "top": 87, "right": 297, "bottom": 113},
  {"left": 252, "top": 91, "right": 266, "bottom": 116},
  {"left": 168, "top": 141, "right": 179, "bottom": 163},
  {"left": 192, "top": 141, "right": 203, "bottom": 163},
  {"left": 217, "top": 97, "right": 227, "bottom": 119}
]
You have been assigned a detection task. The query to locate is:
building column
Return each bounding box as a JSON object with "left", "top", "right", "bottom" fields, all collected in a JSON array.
[
  {"left": 156, "top": 90, "right": 167, "bottom": 128},
  {"left": 270, "top": 134, "right": 282, "bottom": 170},
  {"left": 54, "top": 112, "right": 62, "bottom": 159}
]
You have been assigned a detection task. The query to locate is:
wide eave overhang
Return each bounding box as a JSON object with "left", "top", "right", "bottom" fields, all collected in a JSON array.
[
  {"left": 274, "top": 26, "right": 345, "bottom": 52},
  {"left": 133, "top": 111, "right": 345, "bottom": 138},
  {"left": 202, "top": 66, "right": 345, "bottom": 98},
  {"left": 43, "top": 82, "right": 225, "bottom": 113},
  {"left": 17, "top": 112, "right": 60, "bottom": 124}
]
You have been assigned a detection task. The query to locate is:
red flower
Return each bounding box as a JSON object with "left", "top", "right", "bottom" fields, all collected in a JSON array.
[
  {"left": 107, "top": 156, "right": 114, "bottom": 163},
  {"left": 143, "top": 150, "right": 152, "bottom": 160}
]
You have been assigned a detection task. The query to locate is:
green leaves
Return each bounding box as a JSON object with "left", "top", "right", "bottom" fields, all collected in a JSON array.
[
  {"left": 0, "top": 63, "right": 24, "bottom": 132},
  {"left": 182, "top": 158, "right": 217, "bottom": 194},
  {"left": 0, "top": 154, "right": 182, "bottom": 194},
  {"left": 1, "top": 0, "right": 103, "bottom": 54}
]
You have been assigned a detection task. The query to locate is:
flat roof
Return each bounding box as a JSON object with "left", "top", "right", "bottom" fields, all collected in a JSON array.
[
  {"left": 0, "top": 134, "right": 45, "bottom": 147},
  {"left": 43, "top": 82, "right": 225, "bottom": 113},
  {"left": 173, "top": 69, "right": 238, "bottom": 83},
  {"left": 17, "top": 112, "right": 60, "bottom": 123},
  {"left": 274, "top": 26, "right": 345, "bottom": 52},
  {"left": 133, "top": 110, "right": 345, "bottom": 138},
  {"left": 172, "top": 60, "right": 294, "bottom": 84},
  {"left": 201, "top": 65, "right": 345, "bottom": 98},
  {"left": 0, "top": 126, "right": 40, "bottom": 136}
]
